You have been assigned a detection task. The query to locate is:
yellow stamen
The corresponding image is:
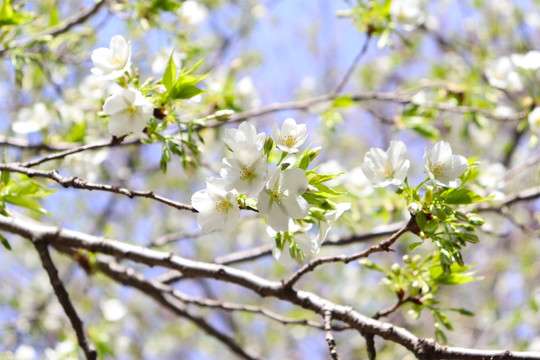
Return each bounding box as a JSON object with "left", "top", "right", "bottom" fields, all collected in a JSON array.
[
  {"left": 111, "top": 56, "right": 124, "bottom": 67},
  {"left": 381, "top": 163, "right": 392, "bottom": 177},
  {"left": 272, "top": 191, "right": 285, "bottom": 203},
  {"left": 240, "top": 165, "right": 254, "bottom": 180},
  {"left": 215, "top": 199, "right": 230, "bottom": 213},
  {"left": 283, "top": 135, "right": 297, "bottom": 148},
  {"left": 432, "top": 162, "right": 445, "bottom": 175}
]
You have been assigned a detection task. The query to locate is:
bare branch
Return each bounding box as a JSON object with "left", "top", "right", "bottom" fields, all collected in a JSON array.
[
  {"left": 214, "top": 221, "right": 405, "bottom": 265},
  {"left": 323, "top": 310, "right": 341, "bottom": 360},
  {"left": 94, "top": 258, "right": 263, "bottom": 360},
  {"left": 1, "top": 214, "right": 538, "bottom": 359},
  {"left": 282, "top": 217, "right": 417, "bottom": 289},
  {"left": 0, "top": 163, "right": 196, "bottom": 212},
  {"left": 332, "top": 33, "right": 372, "bottom": 95},
  {"left": 0, "top": 136, "right": 72, "bottom": 152},
  {"left": 18, "top": 137, "right": 141, "bottom": 168},
  {"left": 32, "top": 239, "right": 97, "bottom": 360}
]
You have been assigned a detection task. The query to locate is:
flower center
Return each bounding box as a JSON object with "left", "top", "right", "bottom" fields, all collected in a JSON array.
[
  {"left": 432, "top": 162, "right": 446, "bottom": 175},
  {"left": 111, "top": 56, "right": 124, "bottom": 67},
  {"left": 271, "top": 190, "right": 285, "bottom": 203},
  {"left": 127, "top": 105, "right": 137, "bottom": 115},
  {"left": 380, "top": 163, "right": 393, "bottom": 177},
  {"left": 283, "top": 135, "right": 297, "bottom": 148},
  {"left": 240, "top": 165, "right": 255, "bottom": 180},
  {"left": 215, "top": 199, "right": 231, "bottom": 213}
]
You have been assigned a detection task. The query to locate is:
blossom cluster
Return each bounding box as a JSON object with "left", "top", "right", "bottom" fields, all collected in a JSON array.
[
  {"left": 191, "top": 119, "right": 348, "bottom": 265},
  {"left": 361, "top": 140, "right": 468, "bottom": 189},
  {"left": 90, "top": 35, "right": 154, "bottom": 137}
]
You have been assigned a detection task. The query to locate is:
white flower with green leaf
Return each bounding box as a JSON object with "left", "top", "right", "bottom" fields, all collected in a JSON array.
[
  {"left": 91, "top": 35, "right": 131, "bottom": 79},
  {"left": 258, "top": 168, "right": 309, "bottom": 232},
  {"left": 191, "top": 177, "right": 240, "bottom": 234},
  {"left": 103, "top": 88, "right": 153, "bottom": 137},
  {"left": 268, "top": 223, "right": 318, "bottom": 266},
  {"left": 273, "top": 118, "right": 308, "bottom": 153},
  {"left": 224, "top": 121, "right": 266, "bottom": 152},
  {"left": 361, "top": 140, "right": 410, "bottom": 187},
  {"left": 423, "top": 141, "right": 468, "bottom": 188},
  {"left": 219, "top": 143, "right": 268, "bottom": 197}
]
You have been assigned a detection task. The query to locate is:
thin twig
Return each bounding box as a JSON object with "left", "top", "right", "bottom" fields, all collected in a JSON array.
[
  {"left": 332, "top": 34, "right": 372, "bottom": 95},
  {"left": 32, "top": 239, "right": 97, "bottom": 360},
  {"left": 214, "top": 222, "right": 405, "bottom": 265},
  {"left": 282, "top": 217, "right": 417, "bottom": 289},
  {"left": 19, "top": 137, "right": 140, "bottom": 168},
  {"left": 1, "top": 214, "right": 539, "bottom": 360},
  {"left": 323, "top": 310, "right": 341, "bottom": 360},
  {"left": 0, "top": 136, "right": 72, "bottom": 151},
  {"left": 0, "top": 163, "right": 196, "bottom": 212},
  {"left": 94, "top": 258, "right": 262, "bottom": 360}
]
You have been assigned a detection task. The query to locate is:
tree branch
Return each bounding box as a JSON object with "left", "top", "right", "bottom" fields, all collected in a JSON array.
[
  {"left": 323, "top": 310, "right": 341, "bottom": 360},
  {"left": 214, "top": 221, "right": 405, "bottom": 265},
  {"left": 282, "top": 217, "right": 417, "bottom": 289},
  {"left": 32, "top": 239, "right": 97, "bottom": 360},
  {"left": 0, "top": 163, "right": 196, "bottom": 212},
  {"left": 93, "top": 257, "right": 263, "bottom": 360},
  {"left": 1, "top": 214, "right": 538, "bottom": 359},
  {"left": 18, "top": 137, "right": 140, "bottom": 168}
]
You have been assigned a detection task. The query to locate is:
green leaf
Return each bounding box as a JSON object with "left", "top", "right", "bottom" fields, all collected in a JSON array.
[
  {"left": 441, "top": 188, "right": 492, "bottom": 205},
  {"left": 434, "top": 311, "right": 454, "bottom": 330},
  {"left": 162, "top": 49, "right": 177, "bottom": 91},
  {"left": 292, "top": 148, "right": 311, "bottom": 170},
  {"left": 306, "top": 171, "right": 343, "bottom": 185},
  {"left": 314, "top": 183, "right": 346, "bottom": 197},
  {"left": 166, "top": 59, "right": 209, "bottom": 100},
  {"left": 0, "top": 233, "right": 11, "bottom": 250},
  {"left": 2, "top": 195, "right": 52, "bottom": 216},
  {"left": 448, "top": 308, "right": 474, "bottom": 316},
  {"left": 332, "top": 95, "right": 356, "bottom": 108},
  {"left": 68, "top": 122, "right": 86, "bottom": 143},
  {"left": 416, "top": 211, "right": 427, "bottom": 230},
  {"left": 408, "top": 241, "right": 423, "bottom": 251},
  {"left": 0, "top": 0, "right": 33, "bottom": 26}
]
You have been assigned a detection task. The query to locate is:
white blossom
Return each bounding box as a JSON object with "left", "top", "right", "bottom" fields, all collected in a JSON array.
[
  {"left": 101, "top": 298, "right": 127, "bottom": 322},
  {"left": 219, "top": 143, "right": 268, "bottom": 197},
  {"left": 511, "top": 51, "right": 540, "bottom": 71},
  {"left": 91, "top": 35, "right": 131, "bottom": 78},
  {"left": 179, "top": 0, "right": 208, "bottom": 26},
  {"left": 485, "top": 57, "right": 524, "bottom": 92},
  {"left": 191, "top": 177, "right": 240, "bottom": 234},
  {"left": 272, "top": 118, "right": 308, "bottom": 153},
  {"left": 258, "top": 168, "right": 309, "bottom": 232},
  {"left": 12, "top": 102, "right": 53, "bottom": 134},
  {"left": 361, "top": 140, "right": 410, "bottom": 187},
  {"left": 390, "top": 0, "right": 424, "bottom": 31},
  {"left": 528, "top": 107, "right": 540, "bottom": 135},
  {"left": 102, "top": 88, "right": 153, "bottom": 137},
  {"left": 224, "top": 121, "right": 266, "bottom": 152},
  {"left": 423, "top": 141, "right": 468, "bottom": 188}
]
